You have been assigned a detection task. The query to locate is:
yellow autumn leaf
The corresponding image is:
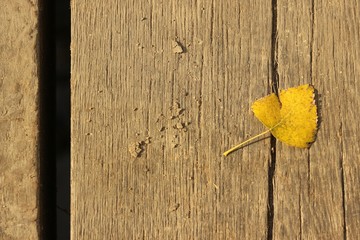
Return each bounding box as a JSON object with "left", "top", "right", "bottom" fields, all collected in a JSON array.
[{"left": 223, "top": 84, "right": 318, "bottom": 156}]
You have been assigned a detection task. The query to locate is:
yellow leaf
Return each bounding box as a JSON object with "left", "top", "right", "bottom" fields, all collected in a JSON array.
[{"left": 223, "top": 84, "right": 318, "bottom": 156}]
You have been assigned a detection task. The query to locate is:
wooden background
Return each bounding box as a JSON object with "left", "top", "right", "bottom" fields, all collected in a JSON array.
[
  {"left": 0, "top": 0, "right": 39, "bottom": 239},
  {"left": 71, "top": 0, "right": 360, "bottom": 239}
]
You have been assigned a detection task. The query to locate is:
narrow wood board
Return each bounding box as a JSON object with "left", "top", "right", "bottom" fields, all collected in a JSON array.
[
  {"left": 71, "top": 0, "right": 273, "bottom": 239},
  {"left": 275, "top": 1, "right": 360, "bottom": 239},
  {"left": 0, "top": 0, "right": 40, "bottom": 239}
]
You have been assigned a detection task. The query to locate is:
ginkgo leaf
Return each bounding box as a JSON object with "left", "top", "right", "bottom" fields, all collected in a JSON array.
[{"left": 223, "top": 84, "right": 318, "bottom": 156}]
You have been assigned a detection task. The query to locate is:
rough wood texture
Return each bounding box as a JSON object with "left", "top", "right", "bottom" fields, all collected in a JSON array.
[
  {"left": 275, "top": 1, "right": 360, "bottom": 239},
  {"left": 0, "top": 0, "right": 39, "bottom": 239},
  {"left": 71, "top": 0, "right": 360, "bottom": 239}
]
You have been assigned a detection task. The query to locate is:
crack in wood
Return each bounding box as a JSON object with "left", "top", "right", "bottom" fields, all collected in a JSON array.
[
  {"left": 267, "top": 137, "right": 276, "bottom": 240},
  {"left": 339, "top": 122, "right": 347, "bottom": 240},
  {"left": 268, "top": 0, "right": 279, "bottom": 239},
  {"left": 309, "top": 0, "right": 315, "bottom": 83}
]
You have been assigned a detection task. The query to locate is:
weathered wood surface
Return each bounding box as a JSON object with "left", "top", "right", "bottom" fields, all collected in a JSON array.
[
  {"left": 71, "top": 0, "right": 360, "bottom": 239},
  {"left": 275, "top": 1, "right": 360, "bottom": 239},
  {"left": 0, "top": 0, "right": 39, "bottom": 239}
]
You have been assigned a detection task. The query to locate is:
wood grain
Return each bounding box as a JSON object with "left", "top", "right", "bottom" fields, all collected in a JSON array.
[
  {"left": 276, "top": 1, "right": 360, "bottom": 239},
  {"left": 0, "top": 0, "right": 39, "bottom": 239},
  {"left": 71, "top": 0, "right": 360, "bottom": 239},
  {"left": 312, "top": 2, "right": 360, "bottom": 239},
  {"left": 71, "top": 0, "right": 273, "bottom": 239}
]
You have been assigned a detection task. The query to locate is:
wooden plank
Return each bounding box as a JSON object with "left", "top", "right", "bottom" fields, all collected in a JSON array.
[
  {"left": 71, "top": 0, "right": 273, "bottom": 238},
  {"left": 312, "top": 2, "right": 360, "bottom": 239},
  {"left": 275, "top": 1, "right": 322, "bottom": 239},
  {"left": 275, "top": 0, "right": 360, "bottom": 239},
  {"left": 0, "top": 0, "right": 40, "bottom": 239}
]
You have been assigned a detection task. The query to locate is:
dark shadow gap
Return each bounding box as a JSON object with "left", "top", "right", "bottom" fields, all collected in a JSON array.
[
  {"left": 313, "top": 89, "right": 323, "bottom": 140},
  {"left": 339, "top": 123, "right": 347, "bottom": 240},
  {"left": 267, "top": 136, "right": 276, "bottom": 240},
  {"left": 55, "top": 0, "right": 71, "bottom": 239},
  {"left": 268, "top": 0, "right": 279, "bottom": 239},
  {"left": 309, "top": 0, "right": 315, "bottom": 84},
  {"left": 270, "top": 0, "right": 279, "bottom": 97},
  {"left": 39, "top": 0, "right": 56, "bottom": 238}
]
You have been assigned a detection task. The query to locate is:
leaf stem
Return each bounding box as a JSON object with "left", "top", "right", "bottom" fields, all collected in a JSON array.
[{"left": 223, "top": 129, "right": 271, "bottom": 156}]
